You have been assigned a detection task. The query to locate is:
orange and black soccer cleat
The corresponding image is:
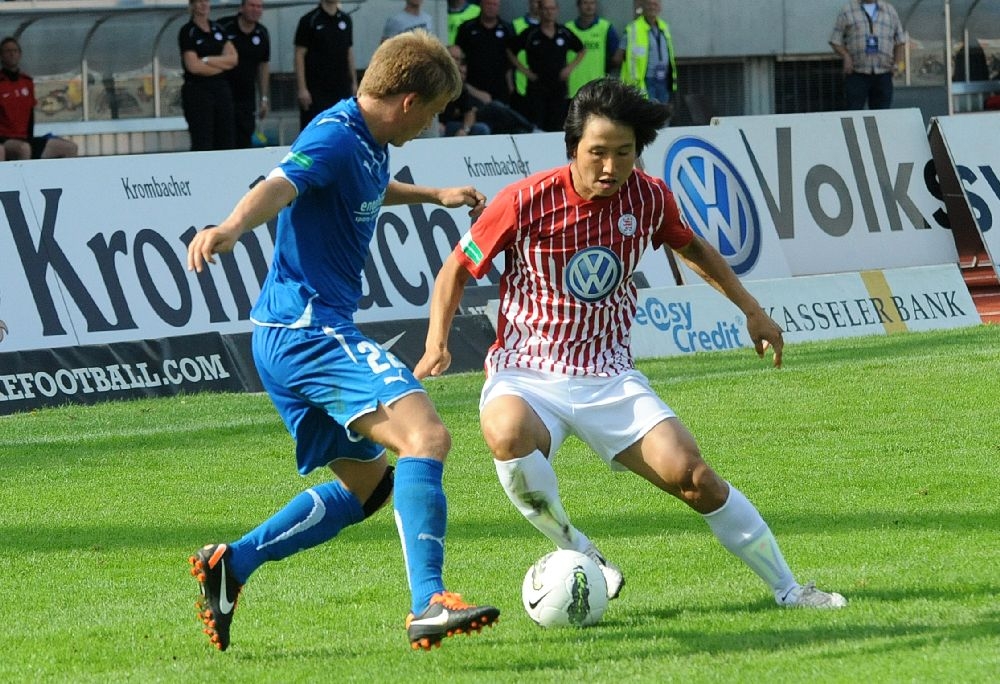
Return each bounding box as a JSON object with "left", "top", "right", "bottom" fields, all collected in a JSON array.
[
  {"left": 404, "top": 591, "right": 499, "bottom": 651},
  {"left": 189, "top": 543, "right": 243, "bottom": 651}
]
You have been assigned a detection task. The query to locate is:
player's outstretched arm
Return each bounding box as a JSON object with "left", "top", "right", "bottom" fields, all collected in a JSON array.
[
  {"left": 384, "top": 179, "right": 486, "bottom": 218},
  {"left": 415, "top": 253, "right": 472, "bottom": 379},
  {"left": 674, "top": 235, "right": 784, "bottom": 368},
  {"left": 187, "top": 176, "right": 296, "bottom": 273}
]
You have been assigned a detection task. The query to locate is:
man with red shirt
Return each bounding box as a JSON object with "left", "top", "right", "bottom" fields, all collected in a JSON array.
[
  {"left": 0, "top": 36, "right": 76, "bottom": 160},
  {"left": 417, "top": 78, "right": 848, "bottom": 611}
]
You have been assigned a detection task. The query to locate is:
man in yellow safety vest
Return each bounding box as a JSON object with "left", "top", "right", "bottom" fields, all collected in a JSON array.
[
  {"left": 566, "top": 0, "right": 621, "bottom": 98},
  {"left": 510, "top": 0, "right": 541, "bottom": 119},
  {"left": 447, "top": 0, "right": 480, "bottom": 46},
  {"left": 619, "top": 0, "right": 676, "bottom": 105}
]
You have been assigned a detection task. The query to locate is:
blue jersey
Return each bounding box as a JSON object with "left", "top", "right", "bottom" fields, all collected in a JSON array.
[{"left": 252, "top": 97, "right": 389, "bottom": 328}]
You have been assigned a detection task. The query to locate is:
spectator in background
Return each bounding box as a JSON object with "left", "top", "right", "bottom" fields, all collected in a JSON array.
[
  {"left": 463, "top": 77, "right": 538, "bottom": 135},
  {"left": 451, "top": 16, "right": 537, "bottom": 136},
  {"left": 507, "top": 0, "right": 584, "bottom": 132},
  {"left": 619, "top": 0, "right": 676, "bottom": 106},
  {"left": 382, "top": 0, "right": 434, "bottom": 42},
  {"left": 0, "top": 36, "right": 76, "bottom": 160},
  {"left": 440, "top": 45, "right": 490, "bottom": 136},
  {"left": 178, "top": 0, "right": 239, "bottom": 151},
  {"left": 447, "top": 0, "right": 480, "bottom": 46},
  {"left": 566, "top": 0, "right": 621, "bottom": 99},
  {"left": 829, "top": 0, "right": 907, "bottom": 110},
  {"left": 951, "top": 44, "right": 989, "bottom": 83},
  {"left": 294, "top": 0, "right": 356, "bottom": 131},
  {"left": 510, "top": 0, "right": 541, "bottom": 120},
  {"left": 454, "top": 0, "right": 514, "bottom": 106},
  {"left": 219, "top": 0, "right": 271, "bottom": 149},
  {"left": 384, "top": 0, "right": 439, "bottom": 137}
]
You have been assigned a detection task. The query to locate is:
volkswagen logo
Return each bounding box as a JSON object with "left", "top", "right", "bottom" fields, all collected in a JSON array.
[
  {"left": 565, "top": 247, "right": 622, "bottom": 302},
  {"left": 664, "top": 137, "right": 761, "bottom": 275}
]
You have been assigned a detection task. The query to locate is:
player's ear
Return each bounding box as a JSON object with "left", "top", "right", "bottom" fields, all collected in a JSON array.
[{"left": 401, "top": 92, "right": 420, "bottom": 113}]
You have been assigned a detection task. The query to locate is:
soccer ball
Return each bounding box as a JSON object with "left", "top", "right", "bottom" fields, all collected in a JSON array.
[{"left": 521, "top": 549, "right": 609, "bottom": 628}]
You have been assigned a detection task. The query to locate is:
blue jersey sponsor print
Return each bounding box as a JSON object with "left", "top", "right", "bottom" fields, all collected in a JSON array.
[{"left": 252, "top": 97, "right": 390, "bottom": 327}]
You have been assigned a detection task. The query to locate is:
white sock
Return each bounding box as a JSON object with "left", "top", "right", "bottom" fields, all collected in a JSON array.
[
  {"left": 494, "top": 450, "right": 589, "bottom": 551},
  {"left": 703, "top": 485, "right": 797, "bottom": 597}
]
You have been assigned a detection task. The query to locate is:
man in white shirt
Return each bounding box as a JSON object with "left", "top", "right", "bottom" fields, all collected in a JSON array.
[{"left": 382, "top": 0, "right": 435, "bottom": 42}]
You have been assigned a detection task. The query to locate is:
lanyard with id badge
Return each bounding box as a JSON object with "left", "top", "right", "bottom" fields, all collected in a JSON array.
[
  {"left": 650, "top": 27, "right": 669, "bottom": 83},
  {"left": 864, "top": 6, "right": 879, "bottom": 55}
]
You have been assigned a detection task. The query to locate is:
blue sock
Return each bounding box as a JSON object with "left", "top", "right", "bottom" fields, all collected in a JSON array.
[
  {"left": 393, "top": 457, "right": 447, "bottom": 614},
  {"left": 228, "top": 480, "right": 364, "bottom": 584}
]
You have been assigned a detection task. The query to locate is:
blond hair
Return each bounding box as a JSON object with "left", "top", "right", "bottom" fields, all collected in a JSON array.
[{"left": 358, "top": 30, "right": 461, "bottom": 103}]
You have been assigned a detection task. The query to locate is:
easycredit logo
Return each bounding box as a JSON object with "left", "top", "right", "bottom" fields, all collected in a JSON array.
[
  {"left": 664, "top": 136, "right": 762, "bottom": 275},
  {"left": 634, "top": 296, "right": 747, "bottom": 353}
]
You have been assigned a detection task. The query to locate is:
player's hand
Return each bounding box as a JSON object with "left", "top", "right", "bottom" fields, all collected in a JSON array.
[
  {"left": 438, "top": 185, "right": 487, "bottom": 218},
  {"left": 187, "top": 224, "right": 242, "bottom": 273},
  {"left": 297, "top": 89, "right": 312, "bottom": 111},
  {"left": 746, "top": 309, "right": 784, "bottom": 368},
  {"left": 414, "top": 349, "right": 452, "bottom": 380}
]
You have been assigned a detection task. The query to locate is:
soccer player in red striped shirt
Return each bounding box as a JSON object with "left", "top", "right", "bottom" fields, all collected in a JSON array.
[{"left": 417, "top": 78, "right": 847, "bottom": 609}]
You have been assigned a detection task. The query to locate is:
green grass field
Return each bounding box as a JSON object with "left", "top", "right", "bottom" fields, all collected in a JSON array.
[{"left": 2, "top": 327, "right": 998, "bottom": 683}]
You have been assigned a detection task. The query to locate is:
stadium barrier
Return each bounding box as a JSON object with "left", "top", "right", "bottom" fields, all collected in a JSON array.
[
  {"left": 624, "top": 264, "right": 980, "bottom": 359},
  {"left": 0, "top": 315, "right": 497, "bottom": 413},
  {"left": 0, "top": 332, "right": 259, "bottom": 412},
  {"left": 0, "top": 109, "right": 989, "bottom": 413},
  {"left": 927, "top": 112, "right": 1000, "bottom": 284},
  {"left": 649, "top": 108, "right": 959, "bottom": 281}
]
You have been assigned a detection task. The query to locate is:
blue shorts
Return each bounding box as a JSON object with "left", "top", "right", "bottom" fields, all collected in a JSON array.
[{"left": 252, "top": 323, "right": 425, "bottom": 474}]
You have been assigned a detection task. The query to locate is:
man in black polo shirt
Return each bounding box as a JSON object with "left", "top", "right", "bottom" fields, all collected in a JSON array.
[
  {"left": 454, "top": 0, "right": 513, "bottom": 106},
  {"left": 294, "top": 0, "right": 357, "bottom": 130},
  {"left": 219, "top": 0, "right": 271, "bottom": 148},
  {"left": 507, "top": 0, "right": 584, "bottom": 131}
]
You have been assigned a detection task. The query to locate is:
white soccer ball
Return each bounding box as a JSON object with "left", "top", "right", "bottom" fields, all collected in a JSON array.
[{"left": 521, "top": 549, "right": 609, "bottom": 628}]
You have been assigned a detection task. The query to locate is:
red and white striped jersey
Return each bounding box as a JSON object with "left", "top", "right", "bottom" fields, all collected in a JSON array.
[{"left": 455, "top": 164, "right": 694, "bottom": 377}]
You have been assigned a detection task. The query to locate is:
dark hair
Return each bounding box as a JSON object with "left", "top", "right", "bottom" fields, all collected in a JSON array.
[
  {"left": 564, "top": 78, "right": 670, "bottom": 158},
  {"left": 0, "top": 37, "right": 20, "bottom": 50}
]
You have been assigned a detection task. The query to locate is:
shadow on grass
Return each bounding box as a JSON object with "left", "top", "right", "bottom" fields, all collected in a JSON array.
[
  {"left": 629, "top": 582, "right": 1000, "bottom": 618},
  {"left": 210, "top": 601, "right": 1000, "bottom": 669},
  {"left": 2, "top": 506, "right": 998, "bottom": 552},
  {"left": 478, "top": 616, "right": 1000, "bottom": 672},
  {"left": 3, "top": 423, "right": 289, "bottom": 466},
  {"left": 0, "top": 523, "right": 251, "bottom": 553},
  {"left": 458, "top": 507, "right": 1000, "bottom": 539},
  {"left": 640, "top": 325, "right": 998, "bottom": 382}
]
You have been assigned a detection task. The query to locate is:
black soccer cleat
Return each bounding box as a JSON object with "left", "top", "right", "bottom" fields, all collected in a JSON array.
[{"left": 189, "top": 543, "right": 242, "bottom": 651}]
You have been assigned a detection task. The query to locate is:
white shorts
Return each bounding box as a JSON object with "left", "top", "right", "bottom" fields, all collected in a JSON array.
[{"left": 480, "top": 367, "right": 676, "bottom": 471}]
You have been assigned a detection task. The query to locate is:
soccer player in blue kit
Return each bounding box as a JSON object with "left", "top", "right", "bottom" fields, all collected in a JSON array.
[{"left": 186, "top": 30, "right": 499, "bottom": 652}]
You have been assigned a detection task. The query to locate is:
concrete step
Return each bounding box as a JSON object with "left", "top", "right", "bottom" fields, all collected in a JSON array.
[
  {"left": 969, "top": 289, "right": 1000, "bottom": 324},
  {"left": 961, "top": 264, "right": 999, "bottom": 289}
]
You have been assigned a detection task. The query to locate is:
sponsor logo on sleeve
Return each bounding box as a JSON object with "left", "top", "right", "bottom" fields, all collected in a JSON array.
[{"left": 282, "top": 151, "right": 313, "bottom": 170}]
